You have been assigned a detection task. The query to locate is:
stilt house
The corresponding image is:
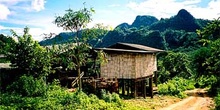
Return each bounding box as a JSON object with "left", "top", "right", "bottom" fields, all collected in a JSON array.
[{"left": 99, "top": 42, "right": 164, "bottom": 98}]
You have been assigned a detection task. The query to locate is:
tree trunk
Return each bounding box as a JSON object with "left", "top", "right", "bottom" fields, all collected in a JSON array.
[{"left": 77, "top": 66, "right": 82, "bottom": 91}]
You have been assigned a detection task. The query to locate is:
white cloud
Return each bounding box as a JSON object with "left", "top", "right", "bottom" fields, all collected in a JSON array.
[
  {"left": 0, "top": 0, "right": 46, "bottom": 13},
  {"left": 31, "top": 0, "right": 46, "bottom": 12},
  {"left": 0, "top": 16, "right": 63, "bottom": 41},
  {"left": 126, "top": 0, "right": 220, "bottom": 20},
  {"left": 0, "top": 4, "right": 11, "bottom": 20},
  {"left": 0, "top": 0, "right": 28, "bottom": 5},
  {"left": 0, "top": 25, "right": 5, "bottom": 29}
]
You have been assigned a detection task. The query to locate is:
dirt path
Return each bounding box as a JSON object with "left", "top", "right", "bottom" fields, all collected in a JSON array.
[{"left": 160, "top": 89, "right": 215, "bottom": 110}]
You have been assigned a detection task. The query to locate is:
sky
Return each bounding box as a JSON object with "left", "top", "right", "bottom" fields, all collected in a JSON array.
[{"left": 0, "top": 0, "right": 220, "bottom": 41}]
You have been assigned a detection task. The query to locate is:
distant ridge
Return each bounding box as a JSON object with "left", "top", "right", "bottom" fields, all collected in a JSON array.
[{"left": 40, "top": 9, "right": 210, "bottom": 50}]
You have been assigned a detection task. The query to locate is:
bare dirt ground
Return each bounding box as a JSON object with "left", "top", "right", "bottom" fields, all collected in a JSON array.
[
  {"left": 123, "top": 88, "right": 215, "bottom": 110},
  {"left": 160, "top": 89, "right": 215, "bottom": 110}
]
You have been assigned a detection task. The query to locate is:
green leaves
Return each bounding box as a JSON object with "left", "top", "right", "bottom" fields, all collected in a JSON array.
[
  {"left": 158, "top": 77, "right": 195, "bottom": 98},
  {"left": 198, "top": 17, "right": 220, "bottom": 45},
  {"left": 8, "top": 27, "right": 51, "bottom": 77},
  {"left": 6, "top": 75, "right": 47, "bottom": 97},
  {"left": 54, "top": 7, "right": 94, "bottom": 33},
  {"left": 158, "top": 51, "right": 192, "bottom": 83},
  {"left": 205, "top": 39, "right": 220, "bottom": 76},
  {"left": 0, "top": 34, "right": 16, "bottom": 56}
]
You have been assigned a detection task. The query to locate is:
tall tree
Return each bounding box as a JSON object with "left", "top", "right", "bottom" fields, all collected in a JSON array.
[
  {"left": 197, "top": 17, "right": 220, "bottom": 45},
  {"left": 8, "top": 27, "right": 51, "bottom": 78},
  {"left": 196, "top": 17, "right": 220, "bottom": 76},
  {"left": 54, "top": 5, "right": 95, "bottom": 90}
]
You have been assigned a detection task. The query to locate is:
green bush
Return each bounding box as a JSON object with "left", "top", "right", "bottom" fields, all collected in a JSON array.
[
  {"left": 101, "top": 89, "right": 123, "bottom": 105},
  {"left": 1, "top": 80, "right": 127, "bottom": 110},
  {"left": 158, "top": 77, "right": 194, "bottom": 98},
  {"left": 7, "top": 75, "right": 47, "bottom": 97},
  {"left": 196, "top": 75, "right": 217, "bottom": 88},
  {"left": 215, "top": 92, "right": 220, "bottom": 110}
]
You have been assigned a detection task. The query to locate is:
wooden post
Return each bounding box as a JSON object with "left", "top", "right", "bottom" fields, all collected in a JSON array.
[
  {"left": 154, "top": 71, "right": 158, "bottom": 87},
  {"left": 122, "top": 79, "right": 125, "bottom": 95},
  {"left": 149, "top": 76, "right": 153, "bottom": 98},
  {"left": 115, "top": 78, "right": 119, "bottom": 94},
  {"left": 127, "top": 80, "right": 130, "bottom": 96},
  {"left": 134, "top": 79, "right": 137, "bottom": 98},
  {"left": 143, "top": 79, "right": 146, "bottom": 98}
]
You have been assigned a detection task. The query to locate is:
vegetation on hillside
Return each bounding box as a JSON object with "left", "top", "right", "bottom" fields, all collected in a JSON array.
[
  {"left": 40, "top": 9, "right": 209, "bottom": 51},
  {"left": 1, "top": 5, "right": 220, "bottom": 109}
]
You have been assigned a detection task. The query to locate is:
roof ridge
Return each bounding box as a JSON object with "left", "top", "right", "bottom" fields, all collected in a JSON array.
[{"left": 116, "top": 42, "right": 164, "bottom": 52}]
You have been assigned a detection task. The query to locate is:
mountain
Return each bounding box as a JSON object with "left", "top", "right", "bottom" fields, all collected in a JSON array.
[
  {"left": 39, "top": 32, "right": 75, "bottom": 45},
  {"left": 149, "top": 9, "right": 202, "bottom": 32},
  {"left": 97, "top": 9, "right": 210, "bottom": 50},
  {"left": 115, "top": 23, "right": 130, "bottom": 30},
  {"left": 115, "top": 15, "right": 158, "bottom": 30},
  {"left": 40, "top": 9, "right": 210, "bottom": 51},
  {"left": 131, "top": 15, "right": 158, "bottom": 28}
]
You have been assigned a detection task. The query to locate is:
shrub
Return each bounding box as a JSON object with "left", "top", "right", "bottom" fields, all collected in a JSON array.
[
  {"left": 215, "top": 92, "right": 220, "bottom": 110},
  {"left": 158, "top": 77, "right": 195, "bottom": 98},
  {"left": 2, "top": 77, "right": 127, "bottom": 110},
  {"left": 100, "top": 89, "right": 123, "bottom": 105},
  {"left": 196, "top": 75, "right": 217, "bottom": 88},
  {"left": 7, "top": 75, "right": 47, "bottom": 97}
]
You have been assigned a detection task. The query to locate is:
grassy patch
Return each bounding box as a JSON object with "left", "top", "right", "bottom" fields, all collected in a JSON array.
[{"left": 123, "top": 95, "right": 182, "bottom": 110}]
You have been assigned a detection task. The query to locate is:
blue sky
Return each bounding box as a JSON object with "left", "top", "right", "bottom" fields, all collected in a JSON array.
[{"left": 0, "top": 0, "right": 220, "bottom": 41}]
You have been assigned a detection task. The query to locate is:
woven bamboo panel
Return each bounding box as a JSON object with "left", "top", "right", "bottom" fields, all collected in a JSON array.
[{"left": 101, "top": 53, "right": 157, "bottom": 79}]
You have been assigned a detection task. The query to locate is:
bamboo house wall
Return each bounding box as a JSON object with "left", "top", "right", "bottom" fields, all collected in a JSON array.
[
  {"left": 101, "top": 52, "right": 157, "bottom": 79},
  {"left": 97, "top": 42, "right": 164, "bottom": 98}
]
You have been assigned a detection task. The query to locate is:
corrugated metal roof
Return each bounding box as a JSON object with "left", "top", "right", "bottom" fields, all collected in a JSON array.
[
  {"left": 97, "top": 42, "right": 164, "bottom": 53},
  {"left": 117, "top": 42, "right": 164, "bottom": 52},
  {"left": 96, "top": 48, "right": 159, "bottom": 53}
]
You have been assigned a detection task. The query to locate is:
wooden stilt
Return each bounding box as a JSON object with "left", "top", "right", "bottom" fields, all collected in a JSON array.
[
  {"left": 154, "top": 71, "right": 158, "bottom": 87},
  {"left": 127, "top": 80, "right": 130, "bottom": 96},
  {"left": 134, "top": 79, "right": 137, "bottom": 98},
  {"left": 122, "top": 79, "right": 125, "bottom": 95},
  {"left": 143, "top": 79, "right": 146, "bottom": 98},
  {"left": 149, "top": 76, "right": 153, "bottom": 98}
]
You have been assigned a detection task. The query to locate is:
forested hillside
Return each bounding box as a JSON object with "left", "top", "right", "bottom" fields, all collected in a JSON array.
[
  {"left": 1, "top": 4, "right": 220, "bottom": 109},
  {"left": 40, "top": 9, "right": 210, "bottom": 51}
]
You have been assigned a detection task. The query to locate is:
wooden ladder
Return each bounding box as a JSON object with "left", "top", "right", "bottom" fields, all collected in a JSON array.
[{"left": 71, "top": 72, "right": 84, "bottom": 87}]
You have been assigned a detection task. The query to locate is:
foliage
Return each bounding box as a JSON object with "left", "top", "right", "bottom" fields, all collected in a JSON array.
[
  {"left": 53, "top": 5, "right": 108, "bottom": 90},
  {"left": 195, "top": 18, "right": 220, "bottom": 110},
  {"left": 157, "top": 52, "right": 192, "bottom": 83},
  {"left": 205, "top": 39, "right": 220, "bottom": 76},
  {"left": 191, "top": 47, "right": 211, "bottom": 77},
  {"left": 41, "top": 9, "right": 209, "bottom": 51},
  {"left": 195, "top": 75, "right": 217, "bottom": 88},
  {"left": 7, "top": 27, "right": 51, "bottom": 77},
  {"left": 54, "top": 4, "right": 92, "bottom": 90},
  {"left": 6, "top": 75, "right": 47, "bottom": 97},
  {"left": 100, "top": 89, "right": 122, "bottom": 104},
  {"left": 215, "top": 92, "right": 220, "bottom": 110},
  {"left": 0, "top": 34, "right": 16, "bottom": 55},
  {"left": 0, "top": 34, "right": 16, "bottom": 63},
  {"left": 131, "top": 15, "right": 158, "bottom": 28},
  {"left": 197, "top": 17, "right": 220, "bottom": 45},
  {"left": 54, "top": 6, "right": 94, "bottom": 33},
  {"left": 0, "top": 80, "right": 127, "bottom": 110},
  {"left": 158, "top": 77, "right": 195, "bottom": 98}
]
